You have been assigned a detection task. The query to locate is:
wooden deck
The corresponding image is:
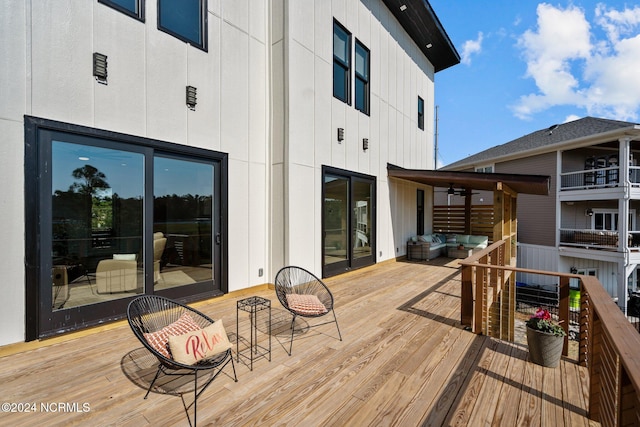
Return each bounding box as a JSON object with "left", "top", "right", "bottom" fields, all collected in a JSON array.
[{"left": 1, "top": 258, "right": 595, "bottom": 426}]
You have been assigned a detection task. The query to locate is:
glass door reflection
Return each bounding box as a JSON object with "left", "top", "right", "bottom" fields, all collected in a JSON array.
[
  {"left": 51, "top": 141, "right": 144, "bottom": 309},
  {"left": 153, "top": 156, "right": 214, "bottom": 291}
]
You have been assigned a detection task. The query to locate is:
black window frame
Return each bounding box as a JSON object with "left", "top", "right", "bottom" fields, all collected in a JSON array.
[
  {"left": 333, "top": 19, "right": 351, "bottom": 104},
  {"left": 158, "top": 0, "right": 208, "bottom": 51},
  {"left": 354, "top": 39, "right": 370, "bottom": 115},
  {"left": 418, "top": 96, "right": 425, "bottom": 130},
  {"left": 98, "top": 0, "right": 145, "bottom": 21},
  {"left": 24, "top": 116, "right": 228, "bottom": 340}
]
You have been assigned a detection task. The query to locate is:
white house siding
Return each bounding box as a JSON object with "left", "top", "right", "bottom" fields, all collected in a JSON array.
[
  {"left": 517, "top": 245, "right": 619, "bottom": 298},
  {"left": 1, "top": 0, "right": 30, "bottom": 346},
  {"left": 0, "top": 1, "right": 270, "bottom": 345},
  {"left": 281, "top": 0, "right": 436, "bottom": 272},
  {"left": 516, "top": 244, "right": 559, "bottom": 288},
  {"left": 0, "top": 0, "right": 443, "bottom": 345},
  {"left": 496, "top": 153, "right": 557, "bottom": 247}
]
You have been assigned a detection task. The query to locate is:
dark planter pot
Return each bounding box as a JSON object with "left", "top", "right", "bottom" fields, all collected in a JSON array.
[{"left": 526, "top": 326, "right": 563, "bottom": 368}]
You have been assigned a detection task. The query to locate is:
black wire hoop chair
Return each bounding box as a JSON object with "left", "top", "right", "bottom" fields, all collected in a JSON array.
[
  {"left": 274, "top": 266, "right": 342, "bottom": 355},
  {"left": 127, "top": 295, "right": 237, "bottom": 426}
]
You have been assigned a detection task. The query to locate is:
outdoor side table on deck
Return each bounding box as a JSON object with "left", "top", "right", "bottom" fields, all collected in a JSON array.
[{"left": 236, "top": 296, "right": 271, "bottom": 371}]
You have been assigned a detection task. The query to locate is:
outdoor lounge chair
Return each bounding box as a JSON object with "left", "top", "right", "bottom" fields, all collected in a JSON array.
[
  {"left": 274, "top": 266, "right": 342, "bottom": 355},
  {"left": 127, "top": 295, "right": 237, "bottom": 426}
]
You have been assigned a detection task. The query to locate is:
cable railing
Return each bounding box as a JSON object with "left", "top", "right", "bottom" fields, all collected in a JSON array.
[{"left": 459, "top": 239, "right": 640, "bottom": 426}]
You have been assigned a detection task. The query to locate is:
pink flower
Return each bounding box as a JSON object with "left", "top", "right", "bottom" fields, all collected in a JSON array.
[{"left": 533, "top": 308, "right": 551, "bottom": 320}]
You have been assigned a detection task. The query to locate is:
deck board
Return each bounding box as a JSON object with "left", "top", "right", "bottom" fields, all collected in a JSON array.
[{"left": 0, "top": 259, "right": 593, "bottom": 426}]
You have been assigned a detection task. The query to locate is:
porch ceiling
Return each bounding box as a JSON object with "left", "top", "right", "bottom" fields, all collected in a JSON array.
[{"left": 387, "top": 163, "right": 551, "bottom": 195}]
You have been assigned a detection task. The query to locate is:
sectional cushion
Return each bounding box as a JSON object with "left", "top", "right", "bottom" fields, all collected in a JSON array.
[
  {"left": 468, "top": 235, "right": 488, "bottom": 245},
  {"left": 455, "top": 234, "right": 470, "bottom": 244}
]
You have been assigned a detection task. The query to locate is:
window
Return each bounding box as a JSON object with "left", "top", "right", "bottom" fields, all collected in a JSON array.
[
  {"left": 475, "top": 165, "right": 493, "bottom": 173},
  {"left": 99, "top": 0, "right": 145, "bottom": 21},
  {"left": 25, "top": 116, "right": 227, "bottom": 340},
  {"left": 591, "top": 209, "right": 635, "bottom": 231},
  {"left": 418, "top": 97, "right": 424, "bottom": 130},
  {"left": 158, "top": 0, "right": 207, "bottom": 50},
  {"left": 417, "top": 189, "right": 425, "bottom": 235},
  {"left": 333, "top": 20, "right": 351, "bottom": 103},
  {"left": 354, "top": 40, "right": 370, "bottom": 114}
]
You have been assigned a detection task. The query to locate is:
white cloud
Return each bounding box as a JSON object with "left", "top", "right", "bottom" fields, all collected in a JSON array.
[
  {"left": 460, "top": 32, "right": 483, "bottom": 65},
  {"left": 512, "top": 3, "right": 640, "bottom": 122}
]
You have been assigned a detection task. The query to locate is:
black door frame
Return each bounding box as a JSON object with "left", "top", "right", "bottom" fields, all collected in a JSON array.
[
  {"left": 24, "top": 116, "right": 228, "bottom": 340},
  {"left": 322, "top": 166, "right": 376, "bottom": 278}
]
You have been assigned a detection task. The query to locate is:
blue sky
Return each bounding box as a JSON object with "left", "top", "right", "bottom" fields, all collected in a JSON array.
[{"left": 428, "top": 1, "right": 640, "bottom": 167}]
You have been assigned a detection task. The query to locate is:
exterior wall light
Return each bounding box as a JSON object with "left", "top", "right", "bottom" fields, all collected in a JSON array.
[
  {"left": 186, "top": 85, "right": 197, "bottom": 110},
  {"left": 586, "top": 208, "right": 594, "bottom": 216},
  {"left": 93, "top": 52, "right": 108, "bottom": 84},
  {"left": 363, "top": 138, "right": 369, "bottom": 151},
  {"left": 337, "top": 127, "right": 344, "bottom": 142}
]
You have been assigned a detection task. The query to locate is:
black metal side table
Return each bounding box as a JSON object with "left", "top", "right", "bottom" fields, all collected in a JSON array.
[{"left": 236, "top": 296, "right": 271, "bottom": 371}]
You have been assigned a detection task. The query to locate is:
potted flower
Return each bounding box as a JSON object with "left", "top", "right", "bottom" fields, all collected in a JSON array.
[{"left": 525, "top": 308, "right": 566, "bottom": 368}]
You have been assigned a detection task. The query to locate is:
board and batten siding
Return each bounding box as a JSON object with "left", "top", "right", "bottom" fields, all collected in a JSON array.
[{"left": 495, "top": 152, "right": 556, "bottom": 247}]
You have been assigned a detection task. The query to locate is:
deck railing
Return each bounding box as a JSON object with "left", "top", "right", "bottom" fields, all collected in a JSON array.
[{"left": 459, "top": 239, "right": 640, "bottom": 426}]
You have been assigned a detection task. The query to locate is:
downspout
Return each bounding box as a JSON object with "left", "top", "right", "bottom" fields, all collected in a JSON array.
[{"left": 620, "top": 137, "right": 632, "bottom": 310}]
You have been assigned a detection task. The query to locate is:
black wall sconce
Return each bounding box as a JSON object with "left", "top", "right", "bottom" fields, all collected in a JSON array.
[
  {"left": 337, "top": 127, "right": 344, "bottom": 142},
  {"left": 186, "top": 85, "right": 197, "bottom": 110},
  {"left": 586, "top": 208, "right": 594, "bottom": 216},
  {"left": 93, "top": 52, "right": 108, "bottom": 84},
  {"left": 570, "top": 267, "right": 578, "bottom": 274},
  {"left": 363, "top": 138, "right": 369, "bottom": 151}
]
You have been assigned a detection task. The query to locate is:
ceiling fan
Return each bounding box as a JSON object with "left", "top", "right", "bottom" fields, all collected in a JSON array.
[{"left": 436, "top": 184, "right": 479, "bottom": 197}]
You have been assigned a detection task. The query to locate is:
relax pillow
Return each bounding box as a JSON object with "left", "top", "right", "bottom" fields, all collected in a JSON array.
[
  {"left": 418, "top": 234, "right": 431, "bottom": 243},
  {"left": 286, "top": 294, "right": 328, "bottom": 315},
  {"left": 143, "top": 312, "right": 202, "bottom": 359},
  {"left": 168, "top": 320, "right": 232, "bottom": 365}
]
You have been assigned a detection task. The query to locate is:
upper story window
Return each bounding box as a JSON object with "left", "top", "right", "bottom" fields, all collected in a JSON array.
[
  {"left": 475, "top": 165, "right": 493, "bottom": 173},
  {"left": 158, "top": 0, "right": 207, "bottom": 50},
  {"left": 99, "top": 0, "right": 145, "bottom": 21},
  {"left": 333, "top": 20, "right": 351, "bottom": 104},
  {"left": 354, "top": 40, "right": 370, "bottom": 115},
  {"left": 418, "top": 97, "right": 424, "bottom": 130}
]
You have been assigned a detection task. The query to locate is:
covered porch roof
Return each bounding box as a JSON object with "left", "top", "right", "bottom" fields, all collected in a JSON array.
[{"left": 387, "top": 163, "right": 551, "bottom": 196}]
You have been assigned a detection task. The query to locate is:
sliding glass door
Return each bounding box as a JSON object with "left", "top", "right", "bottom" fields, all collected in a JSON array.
[
  {"left": 26, "top": 117, "right": 227, "bottom": 339},
  {"left": 322, "top": 166, "right": 375, "bottom": 277}
]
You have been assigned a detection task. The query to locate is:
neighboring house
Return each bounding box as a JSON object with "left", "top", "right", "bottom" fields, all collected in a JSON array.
[
  {"left": 441, "top": 117, "right": 640, "bottom": 310},
  {"left": 0, "top": 1, "right": 459, "bottom": 345}
]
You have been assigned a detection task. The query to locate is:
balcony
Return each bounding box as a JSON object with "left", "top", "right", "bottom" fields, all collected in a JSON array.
[
  {"left": 0, "top": 259, "right": 599, "bottom": 426},
  {"left": 560, "top": 228, "right": 620, "bottom": 250},
  {"left": 560, "top": 165, "right": 640, "bottom": 191}
]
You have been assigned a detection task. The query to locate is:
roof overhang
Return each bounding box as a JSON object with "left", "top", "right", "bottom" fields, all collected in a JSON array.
[
  {"left": 382, "top": 0, "right": 460, "bottom": 72},
  {"left": 387, "top": 164, "right": 550, "bottom": 195}
]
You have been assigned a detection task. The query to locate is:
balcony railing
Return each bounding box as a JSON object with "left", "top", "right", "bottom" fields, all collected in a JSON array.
[
  {"left": 460, "top": 239, "right": 640, "bottom": 426},
  {"left": 559, "top": 228, "right": 619, "bottom": 249},
  {"left": 560, "top": 166, "right": 640, "bottom": 191}
]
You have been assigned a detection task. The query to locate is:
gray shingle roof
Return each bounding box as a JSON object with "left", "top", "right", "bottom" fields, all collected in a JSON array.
[{"left": 442, "top": 116, "right": 639, "bottom": 170}]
